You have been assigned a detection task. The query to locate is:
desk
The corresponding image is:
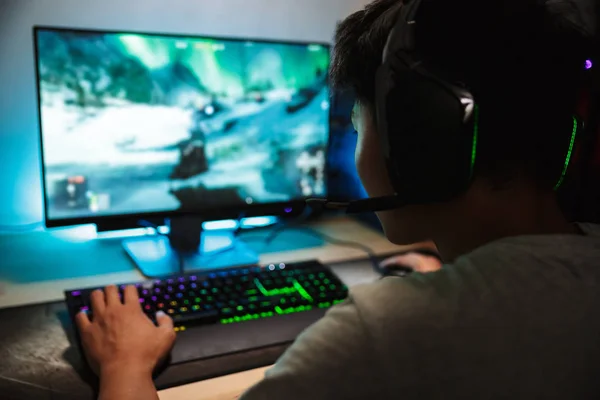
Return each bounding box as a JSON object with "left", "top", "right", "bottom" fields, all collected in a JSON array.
[
  {"left": 0, "top": 216, "right": 408, "bottom": 309},
  {"left": 159, "top": 368, "right": 269, "bottom": 400},
  {"left": 0, "top": 216, "right": 422, "bottom": 400}
]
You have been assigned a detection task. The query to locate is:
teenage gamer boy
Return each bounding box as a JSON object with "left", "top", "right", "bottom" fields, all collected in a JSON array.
[{"left": 74, "top": 0, "right": 600, "bottom": 398}]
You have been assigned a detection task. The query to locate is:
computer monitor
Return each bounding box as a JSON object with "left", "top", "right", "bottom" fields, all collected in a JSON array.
[
  {"left": 34, "top": 27, "right": 330, "bottom": 226},
  {"left": 33, "top": 26, "right": 330, "bottom": 275}
]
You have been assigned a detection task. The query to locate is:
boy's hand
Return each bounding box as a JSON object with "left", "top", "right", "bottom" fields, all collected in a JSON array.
[
  {"left": 380, "top": 252, "right": 443, "bottom": 274},
  {"left": 75, "top": 285, "right": 176, "bottom": 377}
]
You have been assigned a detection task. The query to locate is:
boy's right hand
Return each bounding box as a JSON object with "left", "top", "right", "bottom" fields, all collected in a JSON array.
[{"left": 380, "top": 251, "right": 443, "bottom": 274}]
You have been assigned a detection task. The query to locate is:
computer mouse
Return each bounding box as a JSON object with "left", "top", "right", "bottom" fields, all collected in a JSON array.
[{"left": 379, "top": 248, "right": 443, "bottom": 277}]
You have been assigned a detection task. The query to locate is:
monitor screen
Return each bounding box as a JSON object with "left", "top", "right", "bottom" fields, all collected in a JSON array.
[{"left": 34, "top": 27, "right": 330, "bottom": 224}]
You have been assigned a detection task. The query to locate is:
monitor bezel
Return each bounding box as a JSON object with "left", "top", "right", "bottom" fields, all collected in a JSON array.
[{"left": 33, "top": 25, "right": 331, "bottom": 229}]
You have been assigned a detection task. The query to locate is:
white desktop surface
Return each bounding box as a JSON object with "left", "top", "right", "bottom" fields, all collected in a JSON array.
[
  {"left": 159, "top": 367, "right": 269, "bottom": 400},
  {"left": 0, "top": 216, "right": 420, "bottom": 399}
]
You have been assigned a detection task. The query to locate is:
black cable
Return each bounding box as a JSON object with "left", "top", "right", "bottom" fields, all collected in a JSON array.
[
  {"left": 283, "top": 226, "right": 384, "bottom": 276},
  {"left": 247, "top": 210, "right": 443, "bottom": 277},
  {"left": 240, "top": 204, "right": 384, "bottom": 274},
  {"left": 243, "top": 210, "right": 384, "bottom": 276}
]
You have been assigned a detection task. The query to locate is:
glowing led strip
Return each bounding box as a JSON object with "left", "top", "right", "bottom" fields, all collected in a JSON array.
[{"left": 554, "top": 117, "right": 578, "bottom": 191}]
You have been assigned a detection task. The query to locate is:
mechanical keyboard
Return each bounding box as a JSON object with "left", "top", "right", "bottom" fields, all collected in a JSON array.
[{"left": 65, "top": 260, "right": 348, "bottom": 333}]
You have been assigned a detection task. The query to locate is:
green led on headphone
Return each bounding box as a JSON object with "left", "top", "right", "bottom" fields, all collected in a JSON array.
[
  {"left": 554, "top": 117, "right": 579, "bottom": 191},
  {"left": 468, "top": 105, "right": 480, "bottom": 179},
  {"left": 468, "top": 109, "right": 577, "bottom": 191}
]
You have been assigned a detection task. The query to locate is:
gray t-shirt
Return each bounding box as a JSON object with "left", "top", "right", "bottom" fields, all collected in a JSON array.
[{"left": 241, "top": 223, "right": 600, "bottom": 399}]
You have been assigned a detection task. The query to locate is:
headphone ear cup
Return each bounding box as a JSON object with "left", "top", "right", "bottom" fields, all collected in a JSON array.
[{"left": 377, "top": 58, "right": 475, "bottom": 204}]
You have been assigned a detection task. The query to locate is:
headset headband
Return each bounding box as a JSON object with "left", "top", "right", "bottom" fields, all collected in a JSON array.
[{"left": 382, "top": 0, "right": 421, "bottom": 62}]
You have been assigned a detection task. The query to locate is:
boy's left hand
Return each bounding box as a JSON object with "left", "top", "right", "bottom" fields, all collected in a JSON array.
[{"left": 75, "top": 285, "right": 176, "bottom": 377}]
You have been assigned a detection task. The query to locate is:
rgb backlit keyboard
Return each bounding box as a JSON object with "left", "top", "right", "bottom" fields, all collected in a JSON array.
[{"left": 65, "top": 260, "right": 348, "bottom": 331}]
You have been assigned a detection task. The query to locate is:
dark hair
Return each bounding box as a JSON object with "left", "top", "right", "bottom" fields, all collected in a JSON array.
[{"left": 331, "top": 0, "right": 593, "bottom": 189}]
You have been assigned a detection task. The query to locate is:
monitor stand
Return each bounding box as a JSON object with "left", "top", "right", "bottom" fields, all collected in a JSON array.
[{"left": 122, "top": 217, "right": 259, "bottom": 278}]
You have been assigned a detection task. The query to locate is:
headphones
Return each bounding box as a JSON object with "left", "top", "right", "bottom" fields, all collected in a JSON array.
[
  {"left": 308, "top": 0, "right": 586, "bottom": 214},
  {"left": 375, "top": 0, "right": 582, "bottom": 205}
]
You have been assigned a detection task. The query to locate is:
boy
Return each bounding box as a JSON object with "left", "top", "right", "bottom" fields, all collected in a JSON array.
[{"left": 76, "top": 0, "right": 600, "bottom": 398}]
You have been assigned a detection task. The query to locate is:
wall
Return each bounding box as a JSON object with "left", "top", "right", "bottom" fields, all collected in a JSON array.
[{"left": 0, "top": 0, "right": 369, "bottom": 227}]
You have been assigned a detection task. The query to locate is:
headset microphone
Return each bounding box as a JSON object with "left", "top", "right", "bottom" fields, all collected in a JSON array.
[{"left": 306, "top": 196, "right": 405, "bottom": 214}]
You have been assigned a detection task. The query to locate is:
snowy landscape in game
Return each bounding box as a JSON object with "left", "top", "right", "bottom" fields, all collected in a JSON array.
[{"left": 35, "top": 29, "right": 330, "bottom": 219}]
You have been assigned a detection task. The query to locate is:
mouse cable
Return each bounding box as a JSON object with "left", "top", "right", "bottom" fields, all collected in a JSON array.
[
  {"left": 243, "top": 207, "right": 385, "bottom": 276},
  {"left": 270, "top": 225, "right": 385, "bottom": 276}
]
